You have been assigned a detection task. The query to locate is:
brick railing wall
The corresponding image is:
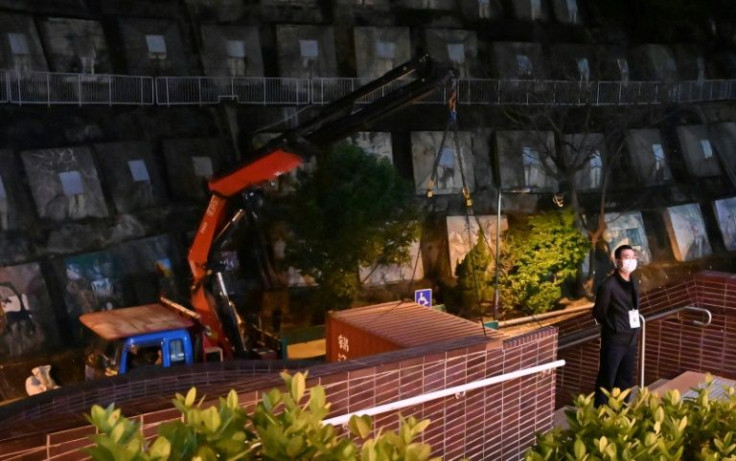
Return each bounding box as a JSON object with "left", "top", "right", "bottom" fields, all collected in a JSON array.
[
  {"left": 0, "top": 328, "right": 558, "bottom": 461},
  {"left": 556, "top": 271, "right": 734, "bottom": 408}
]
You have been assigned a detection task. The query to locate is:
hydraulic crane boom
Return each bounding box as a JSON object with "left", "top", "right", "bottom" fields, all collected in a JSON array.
[{"left": 185, "top": 54, "right": 456, "bottom": 359}]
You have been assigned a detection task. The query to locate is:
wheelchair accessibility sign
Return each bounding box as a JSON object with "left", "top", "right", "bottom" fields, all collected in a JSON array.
[{"left": 414, "top": 288, "right": 432, "bottom": 307}]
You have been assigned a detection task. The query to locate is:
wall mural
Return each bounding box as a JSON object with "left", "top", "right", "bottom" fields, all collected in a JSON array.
[
  {"left": 412, "top": 131, "right": 474, "bottom": 196},
  {"left": 346, "top": 132, "right": 393, "bottom": 163},
  {"left": 359, "top": 240, "right": 424, "bottom": 286},
  {"left": 271, "top": 223, "right": 317, "bottom": 288},
  {"left": 21, "top": 146, "right": 109, "bottom": 221},
  {"left": 59, "top": 249, "right": 126, "bottom": 341},
  {"left": 58, "top": 235, "right": 183, "bottom": 341},
  {"left": 446, "top": 215, "right": 506, "bottom": 276},
  {"left": 714, "top": 197, "right": 736, "bottom": 252},
  {"left": 664, "top": 203, "right": 712, "bottom": 261},
  {"left": 112, "top": 234, "right": 182, "bottom": 303},
  {"left": 603, "top": 211, "right": 652, "bottom": 264},
  {"left": 0, "top": 262, "right": 60, "bottom": 358}
]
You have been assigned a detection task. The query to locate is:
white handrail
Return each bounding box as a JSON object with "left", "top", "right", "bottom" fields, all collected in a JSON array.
[{"left": 322, "top": 359, "right": 565, "bottom": 426}]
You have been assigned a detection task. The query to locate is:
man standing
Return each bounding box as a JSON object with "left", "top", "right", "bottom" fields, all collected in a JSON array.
[{"left": 592, "top": 244, "right": 641, "bottom": 407}]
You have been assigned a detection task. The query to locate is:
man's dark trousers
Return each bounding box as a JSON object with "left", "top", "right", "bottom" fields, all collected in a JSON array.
[{"left": 594, "top": 332, "right": 637, "bottom": 407}]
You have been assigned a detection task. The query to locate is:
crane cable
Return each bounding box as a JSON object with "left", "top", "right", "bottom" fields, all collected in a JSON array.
[{"left": 424, "top": 78, "right": 493, "bottom": 334}]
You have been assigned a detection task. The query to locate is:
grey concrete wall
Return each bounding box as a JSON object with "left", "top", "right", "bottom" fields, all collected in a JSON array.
[
  {"left": 345, "top": 132, "right": 393, "bottom": 163},
  {"left": 187, "top": 0, "right": 245, "bottom": 23},
  {"left": 200, "top": 25, "right": 264, "bottom": 77},
  {"left": 602, "top": 211, "right": 652, "bottom": 265},
  {"left": 0, "top": 0, "right": 87, "bottom": 15},
  {"left": 277, "top": 24, "right": 337, "bottom": 78},
  {"left": 117, "top": 17, "right": 195, "bottom": 76},
  {"left": 111, "top": 234, "right": 183, "bottom": 304},
  {"left": 458, "top": 0, "right": 504, "bottom": 20},
  {"left": 353, "top": 27, "right": 411, "bottom": 80},
  {"left": 39, "top": 18, "right": 111, "bottom": 74},
  {"left": 663, "top": 203, "right": 712, "bottom": 261},
  {"left": 21, "top": 146, "right": 108, "bottom": 221},
  {"left": 495, "top": 130, "right": 557, "bottom": 191},
  {"left": 713, "top": 197, "right": 736, "bottom": 252},
  {"left": 625, "top": 129, "right": 673, "bottom": 185},
  {"left": 425, "top": 29, "right": 479, "bottom": 78},
  {"left": 548, "top": 43, "right": 593, "bottom": 80},
  {"left": 491, "top": 42, "right": 545, "bottom": 79},
  {"left": 93, "top": 141, "right": 169, "bottom": 213},
  {"left": 56, "top": 248, "right": 129, "bottom": 341},
  {"left": 260, "top": 0, "right": 323, "bottom": 23},
  {"left": 551, "top": 0, "right": 581, "bottom": 24},
  {"left": 564, "top": 133, "right": 605, "bottom": 191},
  {"left": 56, "top": 233, "right": 184, "bottom": 324},
  {"left": 629, "top": 44, "right": 678, "bottom": 82},
  {"left": 0, "top": 262, "right": 60, "bottom": 359},
  {"left": 673, "top": 44, "right": 708, "bottom": 80},
  {"left": 597, "top": 46, "right": 630, "bottom": 81},
  {"left": 0, "top": 149, "right": 34, "bottom": 232},
  {"left": 0, "top": 12, "right": 48, "bottom": 71},
  {"left": 162, "top": 138, "right": 230, "bottom": 201},
  {"left": 411, "top": 131, "right": 475, "bottom": 196},
  {"left": 712, "top": 122, "right": 736, "bottom": 177},
  {"left": 509, "top": 0, "right": 549, "bottom": 21},
  {"left": 446, "top": 214, "right": 506, "bottom": 276},
  {"left": 676, "top": 125, "right": 722, "bottom": 178},
  {"left": 397, "top": 0, "right": 455, "bottom": 10}
]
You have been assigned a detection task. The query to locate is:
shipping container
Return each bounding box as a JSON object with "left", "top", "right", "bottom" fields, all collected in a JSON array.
[{"left": 326, "top": 301, "right": 500, "bottom": 361}]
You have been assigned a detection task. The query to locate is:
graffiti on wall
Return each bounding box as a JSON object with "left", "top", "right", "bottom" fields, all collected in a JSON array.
[{"left": 0, "top": 263, "right": 59, "bottom": 358}]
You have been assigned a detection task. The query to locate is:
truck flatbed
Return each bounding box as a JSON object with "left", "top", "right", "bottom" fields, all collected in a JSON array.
[{"left": 80, "top": 304, "right": 195, "bottom": 341}]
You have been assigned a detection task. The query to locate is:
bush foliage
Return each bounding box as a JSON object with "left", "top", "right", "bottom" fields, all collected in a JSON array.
[
  {"left": 278, "top": 143, "right": 419, "bottom": 310},
  {"left": 85, "top": 371, "right": 444, "bottom": 461},
  {"left": 526, "top": 375, "right": 736, "bottom": 461},
  {"left": 499, "top": 208, "right": 589, "bottom": 315}
]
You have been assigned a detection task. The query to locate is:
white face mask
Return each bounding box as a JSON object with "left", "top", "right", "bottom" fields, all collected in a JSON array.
[{"left": 620, "top": 259, "right": 637, "bottom": 274}]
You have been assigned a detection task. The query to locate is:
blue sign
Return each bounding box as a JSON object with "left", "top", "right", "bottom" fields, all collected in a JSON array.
[{"left": 414, "top": 288, "right": 432, "bottom": 307}]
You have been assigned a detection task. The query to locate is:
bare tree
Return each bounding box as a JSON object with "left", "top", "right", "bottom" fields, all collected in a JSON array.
[{"left": 502, "top": 102, "right": 672, "bottom": 295}]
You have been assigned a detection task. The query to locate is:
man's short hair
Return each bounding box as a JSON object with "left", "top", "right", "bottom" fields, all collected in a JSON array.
[{"left": 614, "top": 244, "right": 634, "bottom": 260}]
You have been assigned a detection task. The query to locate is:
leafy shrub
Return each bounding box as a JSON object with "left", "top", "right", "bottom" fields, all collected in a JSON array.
[
  {"left": 525, "top": 375, "right": 736, "bottom": 461},
  {"left": 500, "top": 208, "right": 589, "bottom": 315},
  {"left": 278, "top": 143, "right": 419, "bottom": 310},
  {"left": 85, "top": 371, "right": 445, "bottom": 461},
  {"left": 451, "top": 229, "right": 495, "bottom": 318}
]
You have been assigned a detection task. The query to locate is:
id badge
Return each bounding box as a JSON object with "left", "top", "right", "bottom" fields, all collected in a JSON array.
[{"left": 629, "top": 309, "right": 641, "bottom": 329}]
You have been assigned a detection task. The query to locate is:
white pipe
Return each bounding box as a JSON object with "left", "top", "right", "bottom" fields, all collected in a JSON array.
[
  {"left": 639, "top": 313, "right": 646, "bottom": 389},
  {"left": 322, "top": 359, "right": 565, "bottom": 426}
]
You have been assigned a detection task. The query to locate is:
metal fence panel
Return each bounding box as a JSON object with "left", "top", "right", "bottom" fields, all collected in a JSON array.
[
  {"left": 4, "top": 71, "right": 736, "bottom": 107},
  {"left": 7, "top": 71, "right": 153, "bottom": 105}
]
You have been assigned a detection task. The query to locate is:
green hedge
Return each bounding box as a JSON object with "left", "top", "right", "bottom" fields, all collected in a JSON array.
[
  {"left": 84, "top": 371, "right": 461, "bottom": 461},
  {"left": 525, "top": 375, "right": 736, "bottom": 461}
]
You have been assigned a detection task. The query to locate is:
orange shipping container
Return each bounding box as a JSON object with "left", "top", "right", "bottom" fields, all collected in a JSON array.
[{"left": 326, "top": 301, "right": 496, "bottom": 361}]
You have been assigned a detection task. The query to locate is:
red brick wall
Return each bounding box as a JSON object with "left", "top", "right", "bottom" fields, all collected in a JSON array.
[
  {"left": 1, "top": 329, "right": 559, "bottom": 460},
  {"left": 556, "top": 271, "right": 736, "bottom": 408}
]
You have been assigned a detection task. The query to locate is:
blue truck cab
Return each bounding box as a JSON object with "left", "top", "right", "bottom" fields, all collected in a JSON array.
[
  {"left": 118, "top": 328, "right": 194, "bottom": 374},
  {"left": 81, "top": 303, "right": 197, "bottom": 378}
]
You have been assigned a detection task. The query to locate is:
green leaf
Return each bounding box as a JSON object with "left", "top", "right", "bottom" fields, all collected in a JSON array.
[
  {"left": 148, "top": 437, "right": 171, "bottom": 460},
  {"left": 285, "top": 436, "right": 304, "bottom": 457},
  {"left": 226, "top": 390, "right": 238, "bottom": 410},
  {"left": 184, "top": 388, "right": 196, "bottom": 408},
  {"left": 574, "top": 438, "right": 586, "bottom": 460},
  {"left": 291, "top": 372, "right": 306, "bottom": 402},
  {"left": 349, "top": 415, "right": 373, "bottom": 439}
]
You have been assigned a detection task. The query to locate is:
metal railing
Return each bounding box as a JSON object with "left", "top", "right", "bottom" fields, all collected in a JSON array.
[
  {"left": 637, "top": 305, "right": 711, "bottom": 388},
  {"left": 558, "top": 305, "right": 713, "bottom": 389},
  {"left": 2, "top": 69, "right": 736, "bottom": 107},
  {"left": 6, "top": 70, "right": 154, "bottom": 106}
]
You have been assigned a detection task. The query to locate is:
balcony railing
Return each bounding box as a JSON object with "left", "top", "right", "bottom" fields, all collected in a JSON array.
[
  {"left": 2, "top": 70, "right": 736, "bottom": 107},
  {"left": 6, "top": 71, "right": 154, "bottom": 106}
]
